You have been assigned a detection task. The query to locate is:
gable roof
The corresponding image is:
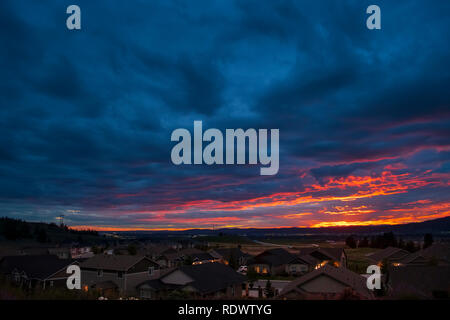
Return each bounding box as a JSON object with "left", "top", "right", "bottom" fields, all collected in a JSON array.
[
  {"left": 211, "top": 247, "right": 252, "bottom": 260},
  {"left": 398, "top": 243, "right": 450, "bottom": 265},
  {"left": 420, "top": 243, "right": 450, "bottom": 263},
  {"left": 163, "top": 248, "right": 212, "bottom": 261},
  {"left": 140, "top": 245, "right": 176, "bottom": 257},
  {"left": 298, "top": 247, "right": 345, "bottom": 262},
  {"left": 248, "top": 248, "right": 298, "bottom": 267},
  {"left": 398, "top": 252, "right": 429, "bottom": 265},
  {"left": 175, "top": 263, "right": 246, "bottom": 294},
  {"left": 297, "top": 254, "right": 320, "bottom": 266},
  {"left": 191, "top": 252, "right": 215, "bottom": 261},
  {"left": 0, "top": 255, "right": 76, "bottom": 280},
  {"left": 367, "top": 247, "right": 410, "bottom": 263},
  {"left": 280, "top": 264, "right": 373, "bottom": 299},
  {"left": 80, "top": 255, "right": 157, "bottom": 271},
  {"left": 387, "top": 265, "right": 450, "bottom": 298},
  {"left": 138, "top": 263, "right": 246, "bottom": 294}
]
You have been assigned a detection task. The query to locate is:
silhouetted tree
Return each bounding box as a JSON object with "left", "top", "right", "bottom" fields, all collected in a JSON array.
[
  {"left": 337, "top": 288, "right": 362, "bottom": 300},
  {"left": 264, "top": 280, "right": 275, "bottom": 298},
  {"left": 423, "top": 234, "right": 433, "bottom": 249},
  {"left": 345, "top": 236, "right": 357, "bottom": 248},
  {"left": 228, "top": 250, "right": 238, "bottom": 269},
  {"left": 382, "top": 232, "right": 397, "bottom": 248},
  {"left": 91, "top": 246, "right": 101, "bottom": 254},
  {"left": 398, "top": 237, "right": 405, "bottom": 249},
  {"left": 127, "top": 244, "right": 137, "bottom": 255},
  {"left": 183, "top": 255, "right": 193, "bottom": 265},
  {"left": 405, "top": 240, "right": 417, "bottom": 253},
  {"left": 359, "top": 237, "right": 369, "bottom": 248},
  {"left": 35, "top": 228, "right": 48, "bottom": 243},
  {"left": 247, "top": 267, "right": 258, "bottom": 282}
]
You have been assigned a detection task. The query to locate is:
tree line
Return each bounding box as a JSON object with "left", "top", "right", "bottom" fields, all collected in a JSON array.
[
  {"left": 0, "top": 217, "right": 99, "bottom": 242},
  {"left": 345, "top": 232, "right": 433, "bottom": 252}
]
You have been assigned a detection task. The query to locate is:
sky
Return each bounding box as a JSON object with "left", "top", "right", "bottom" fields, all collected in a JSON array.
[{"left": 0, "top": 0, "right": 449, "bottom": 231}]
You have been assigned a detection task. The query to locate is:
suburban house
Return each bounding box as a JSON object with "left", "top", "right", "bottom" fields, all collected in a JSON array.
[
  {"left": 140, "top": 245, "right": 176, "bottom": 259},
  {"left": 248, "top": 248, "right": 310, "bottom": 275},
  {"left": 298, "top": 247, "right": 348, "bottom": 269},
  {"left": 80, "top": 255, "right": 160, "bottom": 296},
  {"left": 386, "top": 265, "right": 450, "bottom": 299},
  {"left": 367, "top": 246, "right": 411, "bottom": 266},
  {"left": 48, "top": 248, "right": 72, "bottom": 259},
  {"left": 388, "top": 243, "right": 450, "bottom": 267},
  {"left": 209, "top": 247, "right": 252, "bottom": 266},
  {"left": 159, "top": 248, "right": 218, "bottom": 267},
  {"left": 279, "top": 264, "right": 374, "bottom": 300},
  {"left": 0, "top": 255, "right": 78, "bottom": 290},
  {"left": 70, "top": 246, "right": 94, "bottom": 259},
  {"left": 136, "top": 262, "right": 246, "bottom": 299}
]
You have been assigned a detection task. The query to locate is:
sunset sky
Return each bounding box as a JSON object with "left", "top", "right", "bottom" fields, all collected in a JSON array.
[{"left": 1, "top": 1, "right": 449, "bottom": 230}]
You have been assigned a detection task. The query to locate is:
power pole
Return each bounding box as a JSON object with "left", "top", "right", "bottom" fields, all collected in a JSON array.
[{"left": 58, "top": 215, "right": 65, "bottom": 227}]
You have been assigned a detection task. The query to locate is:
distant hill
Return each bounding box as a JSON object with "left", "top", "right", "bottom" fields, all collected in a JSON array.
[
  {"left": 116, "top": 216, "right": 450, "bottom": 237},
  {"left": 2, "top": 216, "right": 449, "bottom": 240},
  {"left": 0, "top": 217, "right": 104, "bottom": 244}
]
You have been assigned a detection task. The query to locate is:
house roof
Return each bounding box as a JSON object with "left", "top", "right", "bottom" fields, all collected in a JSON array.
[
  {"left": 191, "top": 252, "right": 215, "bottom": 261},
  {"left": 138, "top": 263, "right": 246, "bottom": 294},
  {"left": 367, "top": 247, "right": 410, "bottom": 263},
  {"left": 420, "top": 243, "right": 450, "bottom": 263},
  {"left": 177, "top": 263, "right": 246, "bottom": 294},
  {"left": 398, "top": 243, "right": 450, "bottom": 265},
  {"left": 280, "top": 264, "right": 373, "bottom": 299},
  {"left": 298, "top": 254, "right": 320, "bottom": 266},
  {"left": 80, "top": 255, "right": 156, "bottom": 271},
  {"left": 163, "top": 248, "right": 212, "bottom": 261},
  {"left": 139, "top": 245, "right": 176, "bottom": 257},
  {"left": 298, "top": 247, "right": 345, "bottom": 262},
  {"left": 0, "top": 255, "right": 76, "bottom": 280},
  {"left": 387, "top": 265, "right": 450, "bottom": 298},
  {"left": 211, "top": 248, "right": 252, "bottom": 259},
  {"left": 248, "top": 248, "right": 298, "bottom": 267}
]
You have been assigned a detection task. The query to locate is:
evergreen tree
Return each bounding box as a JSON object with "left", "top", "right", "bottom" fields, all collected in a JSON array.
[
  {"left": 345, "top": 236, "right": 357, "bottom": 248},
  {"left": 127, "top": 244, "right": 137, "bottom": 255},
  {"left": 264, "top": 280, "right": 275, "bottom": 298},
  {"left": 423, "top": 234, "right": 433, "bottom": 249},
  {"left": 359, "top": 237, "right": 369, "bottom": 248},
  {"left": 35, "top": 228, "right": 48, "bottom": 243},
  {"left": 405, "top": 240, "right": 416, "bottom": 253}
]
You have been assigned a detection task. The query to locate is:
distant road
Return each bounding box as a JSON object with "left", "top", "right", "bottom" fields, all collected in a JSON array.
[
  {"left": 252, "top": 239, "right": 287, "bottom": 247},
  {"left": 252, "top": 239, "right": 319, "bottom": 248}
]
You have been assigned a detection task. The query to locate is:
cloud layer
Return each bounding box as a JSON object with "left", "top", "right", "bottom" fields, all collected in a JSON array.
[{"left": 1, "top": 0, "right": 449, "bottom": 230}]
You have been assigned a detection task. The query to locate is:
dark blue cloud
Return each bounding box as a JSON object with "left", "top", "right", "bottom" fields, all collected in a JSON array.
[{"left": 0, "top": 0, "right": 449, "bottom": 228}]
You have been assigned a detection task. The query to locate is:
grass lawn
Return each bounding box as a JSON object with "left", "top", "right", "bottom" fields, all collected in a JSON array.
[{"left": 346, "top": 247, "right": 381, "bottom": 273}]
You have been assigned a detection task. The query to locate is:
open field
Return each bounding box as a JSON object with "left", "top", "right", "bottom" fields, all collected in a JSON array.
[
  {"left": 209, "top": 237, "right": 349, "bottom": 256},
  {"left": 346, "top": 247, "right": 381, "bottom": 273}
]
